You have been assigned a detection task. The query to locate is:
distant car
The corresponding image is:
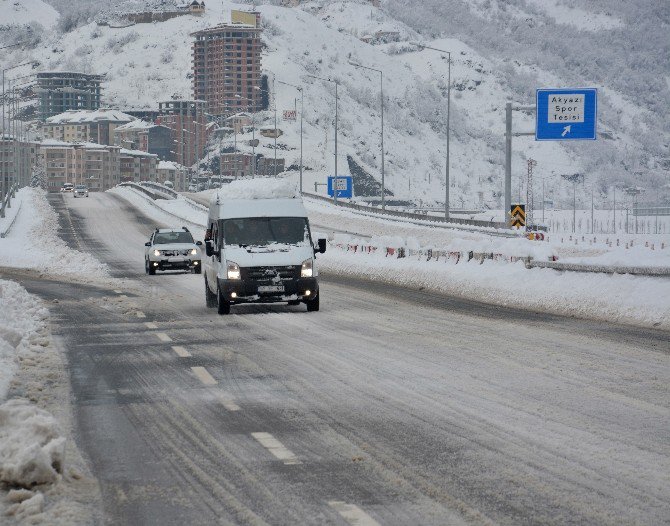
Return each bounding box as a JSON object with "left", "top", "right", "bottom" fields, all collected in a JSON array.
[
  {"left": 73, "top": 184, "right": 89, "bottom": 198},
  {"left": 163, "top": 180, "right": 174, "bottom": 189},
  {"left": 145, "top": 227, "right": 203, "bottom": 275},
  {"left": 61, "top": 183, "right": 74, "bottom": 193}
]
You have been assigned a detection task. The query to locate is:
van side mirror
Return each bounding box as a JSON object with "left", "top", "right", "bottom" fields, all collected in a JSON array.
[
  {"left": 205, "top": 240, "right": 214, "bottom": 257},
  {"left": 145, "top": 242, "right": 151, "bottom": 247},
  {"left": 316, "top": 238, "right": 327, "bottom": 254}
]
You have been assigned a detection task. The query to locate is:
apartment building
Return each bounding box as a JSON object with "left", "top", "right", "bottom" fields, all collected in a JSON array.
[
  {"left": 42, "top": 109, "right": 135, "bottom": 146},
  {"left": 114, "top": 120, "right": 172, "bottom": 160},
  {"left": 120, "top": 148, "right": 158, "bottom": 184},
  {"left": 40, "top": 139, "right": 121, "bottom": 192},
  {"left": 219, "top": 152, "right": 254, "bottom": 178},
  {"left": 0, "top": 138, "right": 38, "bottom": 194},
  {"left": 157, "top": 160, "right": 188, "bottom": 191},
  {"left": 157, "top": 100, "right": 208, "bottom": 167},
  {"left": 36, "top": 72, "right": 104, "bottom": 122},
  {"left": 191, "top": 15, "right": 263, "bottom": 117}
]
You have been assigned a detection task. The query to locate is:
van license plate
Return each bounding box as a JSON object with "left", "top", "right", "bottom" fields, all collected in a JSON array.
[{"left": 258, "top": 285, "right": 284, "bottom": 293}]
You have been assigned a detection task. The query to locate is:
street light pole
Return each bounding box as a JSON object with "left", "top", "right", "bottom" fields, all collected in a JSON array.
[
  {"left": 349, "top": 61, "right": 385, "bottom": 210},
  {"left": 410, "top": 42, "right": 451, "bottom": 219},
  {"left": 307, "top": 74, "right": 339, "bottom": 203},
  {"left": 277, "top": 80, "right": 304, "bottom": 193}
]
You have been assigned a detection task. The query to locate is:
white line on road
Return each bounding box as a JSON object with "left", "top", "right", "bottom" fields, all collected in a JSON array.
[
  {"left": 328, "top": 501, "right": 381, "bottom": 526},
  {"left": 119, "top": 294, "right": 128, "bottom": 299},
  {"left": 217, "top": 392, "right": 240, "bottom": 411},
  {"left": 172, "top": 346, "right": 191, "bottom": 358},
  {"left": 156, "top": 332, "right": 172, "bottom": 342},
  {"left": 136, "top": 311, "right": 146, "bottom": 319},
  {"left": 251, "top": 432, "right": 302, "bottom": 465},
  {"left": 191, "top": 366, "right": 217, "bottom": 385},
  {"left": 113, "top": 290, "right": 122, "bottom": 294},
  {"left": 144, "top": 322, "right": 158, "bottom": 329}
]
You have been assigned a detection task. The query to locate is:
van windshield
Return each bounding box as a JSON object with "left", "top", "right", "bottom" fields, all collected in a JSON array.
[{"left": 221, "top": 217, "right": 310, "bottom": 247}]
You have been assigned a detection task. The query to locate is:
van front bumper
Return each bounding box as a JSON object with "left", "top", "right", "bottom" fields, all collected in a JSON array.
[{"left": 218, "top": 277, "right": 318, "bottom": 303}]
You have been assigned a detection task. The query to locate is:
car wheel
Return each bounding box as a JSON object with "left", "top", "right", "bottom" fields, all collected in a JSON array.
[
  {"left": 145, "top": 259, "right": 149, "bottom": 275},
  {"left": 306, "top": 294, "right": 320, "bottom": 312},
  {"left": 205, "top": 277, "right": 217, "bottom": 308},
  {"left": 193, "top": 262, "right": 202, "bottom": 274},
  {"left": 217, "top": 286, "right": 230, "bottom": 315},
  {"left": 148, "top": 260, "right": 156, "bottom": 275}
]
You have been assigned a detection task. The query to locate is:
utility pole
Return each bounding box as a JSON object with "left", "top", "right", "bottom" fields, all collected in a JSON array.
[
  {"left": 306, "top": 74, "right": 338, "bottom": 203},
  {"left": 573, "top": 181, "right": 576, "bottom": 233},
  {"left": 613, "top": 185, "right": 616, "bottom": 234},
  {"left": 591, "top": 186, "right": 594, "bottom": 234},
  {"left": 542, "top": 177, "right": 545, "bottom": 223},
  {"left": 526, "top": 158, "right": 536, "bottom": 230},
  {"left": 277, "top": 80, "right": 303, "bottom": 193}
]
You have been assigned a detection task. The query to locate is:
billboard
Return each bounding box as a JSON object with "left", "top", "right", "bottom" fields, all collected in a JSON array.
[{"left": 231, "top": 10, "right": 257, "bottom": 27}]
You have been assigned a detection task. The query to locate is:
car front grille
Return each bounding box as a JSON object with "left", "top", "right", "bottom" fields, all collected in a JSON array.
[
  {"left": 242, "top": 266, "right": 299, "bottom": 283},
  {"left": 161, "top": 249, "right": 191, "bottom": 257}
]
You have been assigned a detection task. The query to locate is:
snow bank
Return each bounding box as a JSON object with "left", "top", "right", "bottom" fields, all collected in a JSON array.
[
  {"left": 0, "top": 188, "right": 109, "bottom": 279},
  {"left": 321, "top": 247, "right": 670, "bottom": 330},
  {"left": 0, "top": 280, "right": 49, "bottom": 400},
  {"left": 0, "top": 399, "right": 65, "bottom": 488}
]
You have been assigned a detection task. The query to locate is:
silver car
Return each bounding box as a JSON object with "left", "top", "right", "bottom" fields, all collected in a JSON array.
[{"left": 73, "top": 184, "right": 89, "bottom": 198}]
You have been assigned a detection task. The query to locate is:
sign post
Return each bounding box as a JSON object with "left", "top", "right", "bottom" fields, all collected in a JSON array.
[
  {"left": 327, "top": 176, "right": 353, "bottom": 199},
  {"left": 536, "top": 88, "right": 597, "bottom": 141}
]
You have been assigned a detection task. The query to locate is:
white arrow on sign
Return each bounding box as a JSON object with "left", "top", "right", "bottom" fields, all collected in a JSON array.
[{"left": 561, "top": 125, "right": 571, "bottom": 137}]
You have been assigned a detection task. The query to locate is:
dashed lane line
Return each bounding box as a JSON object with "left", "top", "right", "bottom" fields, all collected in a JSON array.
[
  {"left": 113, "top": 290, "right": 122, "bottom": 294},
  {"left": 251, "top": 432, "right": 302, "bottom": 465},
  {"left": 191, "top": 366, "right": 217, "bottom": 385},
  {"left": 136, "top": 311, "right": 146, "bottom": 319},
  {"left": 172, "top": 346, "right": 192, "bottom": 358},
  {"left": 144, "top": 322, "right": 158, "bottom": 329},
  {"left": 217, "top": 392, "right": 241, "bottom": 412},
  {"left": 156, "top": 332, "right": 172, "bottom": 342},
  {"left": 328, "top": 501, "right": 381, "bottom": 526}
]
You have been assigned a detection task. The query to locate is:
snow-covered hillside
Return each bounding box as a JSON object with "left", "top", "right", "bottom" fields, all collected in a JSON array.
[{"left": 2, "top": 0, "right": 668, "bottom": 210}]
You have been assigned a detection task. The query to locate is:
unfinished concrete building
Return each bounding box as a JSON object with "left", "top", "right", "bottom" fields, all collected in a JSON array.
[{"left": 36, "top": 72, "right": 104, "bottom": 122}]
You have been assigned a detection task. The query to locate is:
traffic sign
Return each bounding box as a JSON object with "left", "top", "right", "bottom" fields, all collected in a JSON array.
[
  {"left": 536, "top": 88, "right": 597, "bottom": 141},
  {"left": 510, "top": 204, "right": 526, "bottom": 228},
  {"left": 283, "top": 110, "right": 297, "bottom": 121},
  {"left": 327, "top": 176, "right": 353, "bottom": 198}
]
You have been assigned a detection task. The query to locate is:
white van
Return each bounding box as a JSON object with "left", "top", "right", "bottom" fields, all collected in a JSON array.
[{"left": 203, "top": 194, "right": 326, "bottom": 314}]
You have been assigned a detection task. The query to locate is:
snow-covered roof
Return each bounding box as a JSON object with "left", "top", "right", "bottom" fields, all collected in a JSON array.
[
  {"left": 120, "top": 148, "right": 158, "bottom": 158},
  {"left": 157, "top": 160, "right": 185, "bottom": 170},
  {"left": 115, "top": 119, "right": 159, "bottom": 131},
  {"left": 46, "top": 109, "right": 135, "bottom": 125},
  {"left": 39, "top": 139, "right": 118, "bottom": 150}
]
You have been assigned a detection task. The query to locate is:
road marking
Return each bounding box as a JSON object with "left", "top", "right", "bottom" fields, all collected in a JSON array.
[
  {"left": 328, "top": 501, "right": 381, "bottom": 526},
  {"left": 172, "top": 346, "right": 191, "bottom": 358},
  {"left": 156, "top": 332, "right": 172, "bottom": 342},
  {"left": 144, "top": 322, "right": 158, "bottom": 329},
  {"left": 119, "top": 294, "right": 128, "bottom": 299},
  {"left": 113, "top": 290, "right": 122, "bottom": 294},
  {"left": 251, "top": 432, "right": 301, "bottom": 465},
  {"left": 217, "top": 392, "right": 240, "bottom": 411},
  {"left": 191, "top": 366, "right": 217, "bottom": 385}
]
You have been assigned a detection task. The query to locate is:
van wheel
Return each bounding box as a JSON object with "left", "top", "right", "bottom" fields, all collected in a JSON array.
[
  {"left": 205, "top": 277, "right": 217, "bottom": 308},
  {"left": 305, "top": 294, "right": 319, "bottom": 312},
  {"left": 217, "top": 287, "right": 230, "bottom": 315}
]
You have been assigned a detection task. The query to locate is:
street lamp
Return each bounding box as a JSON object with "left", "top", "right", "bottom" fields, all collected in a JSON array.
[
  {"left": 349, "top": 61, "right": 385, "bottom": 210},
  {"left": 254, "top": 85, "right": 278, "bottom": 176},
  {"left": 277, "top": 80, "right": 304, "bottom": 193},
  {"left": 410, "top": 42, "right": 451, "bottom": 219},
  {"left": 235, "top": 94, "right": 257, "bottom": 178},
  {"left": 306, "top": 74, "right": 339, "bottom": 203}
]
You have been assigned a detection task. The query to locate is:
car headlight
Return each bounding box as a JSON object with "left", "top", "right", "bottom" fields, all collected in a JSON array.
[
  {"left": 227, "top": 261, "right": 241, "bottom": 280},
  {"left": 190, "top": 248, "right": 197, "bottom": 255},
  {"left": 301, "top": 258, "right": 313, "bottom": 278},
  {"left": 153, "top": 249, "right": 161, "bottom": 256}
]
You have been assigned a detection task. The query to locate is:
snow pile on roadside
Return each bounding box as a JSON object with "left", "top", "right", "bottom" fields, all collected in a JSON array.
[
  {"left": 0, "top": 399, "right": 65, "bottom": 489},
  {"left": 0, "top": 280, "right": 50, "bottom": 400},
  {"left": 0, "top": 188, "right": 109, "bottom": 278},
  {"left": 320, "top": 247, "right": 670, "bottom": 330}
]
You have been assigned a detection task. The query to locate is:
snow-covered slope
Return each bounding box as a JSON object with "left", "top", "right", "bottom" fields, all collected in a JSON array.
[
  {"left": 0, "top": 0, "right": 60, "bottom": 29},
  {"left": 3, "top": 0, "right": 668, "bottom": 209}
]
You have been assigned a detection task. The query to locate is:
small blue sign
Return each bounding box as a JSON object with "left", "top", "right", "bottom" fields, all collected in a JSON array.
[
  {"left": 536, "top": 88, "right": 597, "bottom": 141},
  {"left": 327, "top": 176, "right": 353, "bottom": 198}
]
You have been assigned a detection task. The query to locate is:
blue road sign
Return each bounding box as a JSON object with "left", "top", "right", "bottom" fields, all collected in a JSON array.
[
  {"left": 327, "top": 176, "right": 353, "bottom": 198},
  {"left": 536, "top": 88, "right": 597, "bottom": 141}
]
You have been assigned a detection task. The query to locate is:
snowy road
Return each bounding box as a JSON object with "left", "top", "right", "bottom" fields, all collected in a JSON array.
[{"left": 14, "top": 192, "right": 670, "bottom": 525}]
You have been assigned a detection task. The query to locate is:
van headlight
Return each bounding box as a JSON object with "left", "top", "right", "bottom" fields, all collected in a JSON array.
[
  {"left": 153, "top": 249, "right": 161, "bottom": 256},
  {"left": 227, "top": 261, "right": 241, "bottom": 280},
  {"left": 301, "top": 258, "right": 313, "bottom": 278}
]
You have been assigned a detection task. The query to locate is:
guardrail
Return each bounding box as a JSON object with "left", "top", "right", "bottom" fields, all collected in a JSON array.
[
  {"left": 118, "top": 182, "right": 169, "bottom": 200},
  {"left": 527, "top": 260, "right": 670, "bottom": 276},
  {"left": 0, "top": 191, "right": 22, "bottom": 239},
  {"left": 0, "top": 183, "right": 18, "bottom": 219},
  {"left": 139, "top": 181, "right": 179, "bottom": 199}
]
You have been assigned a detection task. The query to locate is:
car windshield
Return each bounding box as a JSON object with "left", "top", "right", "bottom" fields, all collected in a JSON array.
[
  {"left": 154, "top": 231, "right": 194, "bottom": 244},
  {"left": 221, "top": 217, "right": 310, "bottom": 247},
  {"left": 75, "top": 185, "right": 86, "bottom": 190}
]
